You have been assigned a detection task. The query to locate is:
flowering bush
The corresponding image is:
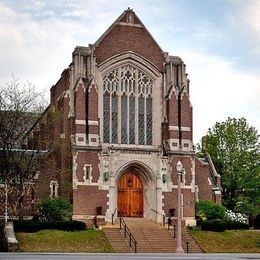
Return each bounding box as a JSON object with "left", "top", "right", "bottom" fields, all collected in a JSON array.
[{"left": 226, "top": 209, "right": 247, "bottom": 224}]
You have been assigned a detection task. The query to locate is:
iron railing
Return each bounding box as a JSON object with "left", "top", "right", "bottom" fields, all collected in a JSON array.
[
  {"left": 112, "top": 208, "right": 117, "bottom": 225},
  {"left": 168, "top": 218, "right": 189, "bottom": 253},
  {"left": 150, "top": 208, "right": 166, "bottom": 226},
  {"left": 119, "top": 217, "right": 137, "bottom": 253}
]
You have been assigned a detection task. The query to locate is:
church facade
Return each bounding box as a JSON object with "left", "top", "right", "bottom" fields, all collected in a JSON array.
[{"left": 31, "top": 9, "right": 221, "bottom": 226}]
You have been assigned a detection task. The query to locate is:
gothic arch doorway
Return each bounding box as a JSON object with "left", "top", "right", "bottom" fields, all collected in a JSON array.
[{"left": 117, "top": 169, "right": 143, "bottom": 217}]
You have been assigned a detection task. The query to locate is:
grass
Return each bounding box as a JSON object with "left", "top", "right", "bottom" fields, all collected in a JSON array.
[
  {"left": 190, "top": 229, "right": 260, "bottom": 253},
  {"left": 16, "top": 229, "right": 114, "bottom": 253}
]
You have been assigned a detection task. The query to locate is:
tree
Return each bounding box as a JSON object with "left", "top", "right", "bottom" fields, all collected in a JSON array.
[
  {"left": 197, "top": 117, "right": 260, "bottom": 212},
  {"left": 0, "top": 77, "right": 47, "bottom": 219}
]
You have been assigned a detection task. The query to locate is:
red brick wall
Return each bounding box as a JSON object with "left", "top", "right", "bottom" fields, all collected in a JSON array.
[
  {"left": 50, "top": 69, "right": 70, "bottom": 105},
  {"left": 167, "top": 95, "right": 178, "bottom": 127},
  {"left": 35, "top": 152, "right": 59, "bottom": 201},
  {"left": 73, "top": 186, "right": 108, "bottom": 215},
  {"left": 75, "top": 83, "right": 86, "bottom": 121},
  {"left": 76, "top": 151, "right": 100, "bottom": 183},
  {"left": 87, "top": 84, "right": 98, "bottom": 121},
  {"left": 29, "top": 66, "right": 73, "bottom": 204},
  {"left": 95, "top": 24, "right": 165, "bottom": 71},
  {"left": 163, "top": 189, "right": 195, "bottom": 218},
  {"left": 195, "top": 157, "right": 213, "bottom": 201},
  {"left": 163, "top": 155, "right": 195, "bottom": 218},
  {"left": 169, "top": 156, "right": 193, "bottom": 185}
]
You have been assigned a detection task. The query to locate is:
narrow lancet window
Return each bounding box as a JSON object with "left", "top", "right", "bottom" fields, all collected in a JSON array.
[
  {"left": 129, "top": 95, "right": 135, "bottom": 144},
  {"left": 146, "top": 96, "right": 152, "bottom": 145},
  {"left": 103, "top": 92, "right": 110, "bottom": 143},
  {"left": 111, "top": 94, "right": 118, "bottom": 143},
  {"left": 121, "top": 94, "right": 127, "bottom": 144},
  {"left": 138, "top": 95, "right": 145, "bottom": 145}
]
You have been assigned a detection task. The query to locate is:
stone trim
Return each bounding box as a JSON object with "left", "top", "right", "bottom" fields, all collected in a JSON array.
[
  {"left": 118, "top": 22, "right": 143, "bottom": 28},
  {"left": 75, "top": 120, "right": 86, "bottom": 125},
  {"left": 88, "top": 120, "right": 99, "bottom": 126},
  {"left": 169, "top": 125, "right": 191, "bottom": 131}
]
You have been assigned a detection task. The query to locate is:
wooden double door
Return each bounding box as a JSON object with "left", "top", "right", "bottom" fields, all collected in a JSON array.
[{"left": 117, "top": 171, "right": 143, "bottom": 217}]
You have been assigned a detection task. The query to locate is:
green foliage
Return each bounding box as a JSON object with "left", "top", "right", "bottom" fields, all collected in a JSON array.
[
  {"left": 197, "top": 117, "right": 260, "bottom": 210},
  {"left": 196, "top": 201, "right": 226, "bottom": 221},
  {"left": 38, "top": 198, "right": 72, "bottom": 221},
  {"left": 201, "top": 219, "right": 227, "bottom": 232},
  {"left": 14, "top": 220, "right": 86, "bottom": 232},
  {"left": 234, "top": 196, "right": 259, "bottom": 216}
]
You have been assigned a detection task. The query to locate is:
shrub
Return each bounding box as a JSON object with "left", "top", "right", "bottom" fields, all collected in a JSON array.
[
  {"left": 226, "top": 221, "right": 249, "bottom": 230},
  {"left": 201, "top": 219, "right": 227, "bottom": 232},
  {"left": 14, "top": 220, "right": 86, "bottom": 232},
  {"left": 196, "top": 201, "right": 226, "bottom": 221},
  {"left": 38, "top": 198, "right": 72, "bottom": 221}
]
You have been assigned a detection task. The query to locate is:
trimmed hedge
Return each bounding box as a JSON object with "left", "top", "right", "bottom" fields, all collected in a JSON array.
[
  {"left": 226, "top": 221, "right": 249, "bottom": 230},
  {"left": 254, "top": 214, "right": 260, "bottom": 229},
  {"left": 200, "top": 220, "right": 249, "bottom": 232},
  {"left": 0, "top": 223, "right": 5, "bottom": 252},
  {"left": 201, "top": 219, "right": 227, "bottom": 232},
  {"left": 14, "top": 220, "right": 86, "bottom": 232}
]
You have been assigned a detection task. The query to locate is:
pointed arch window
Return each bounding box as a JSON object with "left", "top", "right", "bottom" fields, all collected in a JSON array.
[{"left": 103, "top": 65, "right": 153, "bottom": 145}]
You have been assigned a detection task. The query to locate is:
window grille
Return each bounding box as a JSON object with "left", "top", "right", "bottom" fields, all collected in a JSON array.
[{"left": 103, "top": 65, "right": 153, "bottom": 145}]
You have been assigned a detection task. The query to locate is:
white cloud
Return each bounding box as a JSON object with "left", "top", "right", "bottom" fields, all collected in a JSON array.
[
  {"left": 245, "top": 0, "right": 260, "bottom": 40},
  {"left": 177, "top": 50, "right": 260, "bottom": 143},
  {"left": 0, "top": 2, "right": 88, "bottom": 98}
]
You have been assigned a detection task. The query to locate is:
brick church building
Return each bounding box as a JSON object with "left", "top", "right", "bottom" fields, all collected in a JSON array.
[{"left": 31, "top": 8, "right": 221, "bottom": 226}]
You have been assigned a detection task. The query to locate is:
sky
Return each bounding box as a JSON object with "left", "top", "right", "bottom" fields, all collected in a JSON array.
[{"left": 0, "top": 0, "right": 259, "bottom": 144}]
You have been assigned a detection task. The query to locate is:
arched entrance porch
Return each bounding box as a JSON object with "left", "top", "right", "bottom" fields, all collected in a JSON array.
[{"left": 112, "top": 161, "right": 158, "bottom": 221}]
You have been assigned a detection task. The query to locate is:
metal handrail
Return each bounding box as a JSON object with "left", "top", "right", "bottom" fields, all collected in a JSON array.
[
  {"left": 112, "top": 208, "right": 117, "bottom": 225},
  {"left": 150, "top": 208, "right": 166, "bottom": 226},
  {"left": 168, "top": 218, "right": 189, "bottom": 253},
  {"left": 119, "top": 217, "right": 137, "bottom": 253}
]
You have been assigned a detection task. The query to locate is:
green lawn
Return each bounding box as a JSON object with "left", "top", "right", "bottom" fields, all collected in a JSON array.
[
  {"left": 190, "top": 230, "right": 260, "bottom": 253},
  {"left": 16, "top": 229, "right": 114, "bottom": 253}
]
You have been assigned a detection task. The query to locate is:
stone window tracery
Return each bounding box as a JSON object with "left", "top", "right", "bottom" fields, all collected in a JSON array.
[{"left": 103, "top": 65, "right": 153, "bottom": 145}]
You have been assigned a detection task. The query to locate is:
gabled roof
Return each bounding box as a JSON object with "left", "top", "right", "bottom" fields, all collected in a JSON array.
[{"left": 94, "top": 8, "right": 164, "bottom": 53}]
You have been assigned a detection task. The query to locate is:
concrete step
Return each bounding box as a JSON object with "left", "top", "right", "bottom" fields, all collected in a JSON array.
[
  {"left": 105, "top": 218, "right": 204, "bottom": 253},
  {"left": 103, "top": 227, "right": 132, "bottom": 253}
]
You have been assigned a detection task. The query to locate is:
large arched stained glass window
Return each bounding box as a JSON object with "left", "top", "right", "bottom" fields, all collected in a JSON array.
[{"left": 103, "top": 65, "right": 153, "bottom": 145}]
